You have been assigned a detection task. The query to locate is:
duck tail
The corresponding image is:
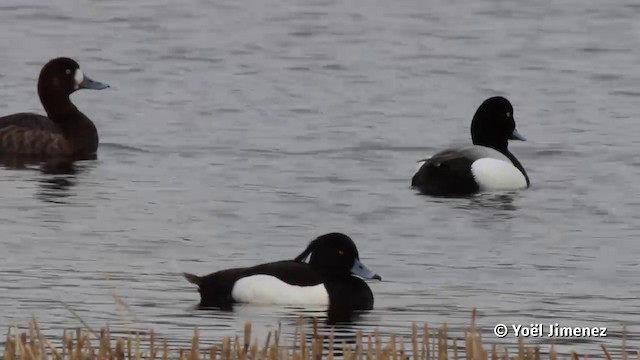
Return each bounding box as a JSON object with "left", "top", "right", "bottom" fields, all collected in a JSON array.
[{"left": 183, "top": 272, "right": 202, "bottom": 286}]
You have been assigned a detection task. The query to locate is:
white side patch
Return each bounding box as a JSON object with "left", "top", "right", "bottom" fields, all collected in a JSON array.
[
  {"left": 470, "top": 158, "right": 527, "bottom": 191},
  {"left": 231, "top": 275, "right": 329, "bottom": 306},
  {"left": 74, "top": 69, "right": 84, "bottom": 88}
]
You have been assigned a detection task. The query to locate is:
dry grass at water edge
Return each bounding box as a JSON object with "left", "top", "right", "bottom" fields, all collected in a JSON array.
[{"left": 2, "top": 309, "right": 633, "bottom": 360}]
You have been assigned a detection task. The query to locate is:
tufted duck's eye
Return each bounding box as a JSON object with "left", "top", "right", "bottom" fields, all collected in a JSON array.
[
  {"left": 506, "top": 112, "right": 511, "bottom": 117},
  {"left": 65, "top": 69, "right": 71, "bottom": 75},
  {"left": 338, "top": 249, "right": 344, "bottom": 256}
]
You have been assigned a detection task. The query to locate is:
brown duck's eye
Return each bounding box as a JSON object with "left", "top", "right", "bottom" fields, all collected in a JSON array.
[
  {"left": 506, "top": 112, "right": 511, "bottom": 117},
  {"left": 65, "top": 69, "right": 71, "bottom": 75},
  {"left": 338, "top": 250, "right": 344, "bottom": 255}
]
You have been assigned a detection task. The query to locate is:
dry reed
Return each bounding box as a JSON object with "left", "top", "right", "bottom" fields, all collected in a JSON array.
[{"left": 1, "top": 309, "right": 633, "bottom": 360}]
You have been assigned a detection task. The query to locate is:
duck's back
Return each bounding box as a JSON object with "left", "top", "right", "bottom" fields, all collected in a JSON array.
[{"left": 0, "top": 113, "right": 71, "bottom": 155}]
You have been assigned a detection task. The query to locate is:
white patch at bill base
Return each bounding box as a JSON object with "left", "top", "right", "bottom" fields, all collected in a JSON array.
[{"left": 74, "top": 69, "right": 84, "bottom": 88}]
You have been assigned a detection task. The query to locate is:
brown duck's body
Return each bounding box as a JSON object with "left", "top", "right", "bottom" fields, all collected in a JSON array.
[
  {"left": 0, "top": 112, "right": 97, "bottom": 156},
  {"left": 0, "top": 57, "right": 108, "bottom": 159}
]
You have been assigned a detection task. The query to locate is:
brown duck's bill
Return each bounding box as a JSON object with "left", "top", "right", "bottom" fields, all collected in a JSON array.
[
  {"left": 350, "top": 259, "right": 382, "bottom": 280},
  {"left": 79, "top": 75, "right": 110, "bottom": 90}
]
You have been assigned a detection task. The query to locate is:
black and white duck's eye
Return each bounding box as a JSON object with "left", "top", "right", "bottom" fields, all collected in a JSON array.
[
  {"left": 65, "top": 69, "right": 71, "bottom": 75},
  {"left": 506, "top": 112, "right": 511, "bottom": 117},
  {"left": 338, "top": 249, "right": 344, "bottom": 255}
]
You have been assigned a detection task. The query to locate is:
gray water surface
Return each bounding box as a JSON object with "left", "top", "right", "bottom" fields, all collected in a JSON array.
[{"left": 1, "top": 0, "right": 640, "bottom": 356}]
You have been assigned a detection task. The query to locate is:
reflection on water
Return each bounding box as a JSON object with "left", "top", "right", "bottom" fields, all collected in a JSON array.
[
  {"left": 188, "top": 303, "right": 372, "bottom": 351},
  {"left": 0, "top": 153, "right": 96, "bottom": 172},
  {"left": 465, "top": 193, "right": 518, "bottom": 212},
  {"left": 35, "top": 177, "right": 76, "bottom": 204},
  {"left": 197, "top": 301, "right": 371, "bottom": 327},
  {"left": 0, "top": 154, "right": 97, "bottom": 204},
  {"left": 413, "top": 186, "right": 519, "bottom": 210}
]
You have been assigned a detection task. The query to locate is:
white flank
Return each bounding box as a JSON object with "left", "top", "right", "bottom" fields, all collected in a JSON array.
[
  {"left": 231, "top": 275, "right": 329, "bottom": 306},
  {"left": 470, "top": 158, "right": 527, "bottom": 191},
  {"left": 74, "top": 69, "right": 84, "bottom": 88}
]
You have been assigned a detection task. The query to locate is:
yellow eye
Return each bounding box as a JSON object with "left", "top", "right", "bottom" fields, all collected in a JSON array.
[
  {"left": 338, "top": 250, "right": 344, "bottom": 255},
  {"left": 65, "top": 69, "right": 71, "bottom": 75},
  {"left": 506, "top": 112, "right": 511, "bottom": 117}
]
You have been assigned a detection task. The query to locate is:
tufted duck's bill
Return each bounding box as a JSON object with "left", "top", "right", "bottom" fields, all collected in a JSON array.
[
  {"left": 509, "top": 128, "right": 526, "bottom": 141},
  {"left": 350, "top": 259, "right": 382, "bottom": 280},
  {"left": 78, "top": 74, "right": 109, "bottom": 91}
]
